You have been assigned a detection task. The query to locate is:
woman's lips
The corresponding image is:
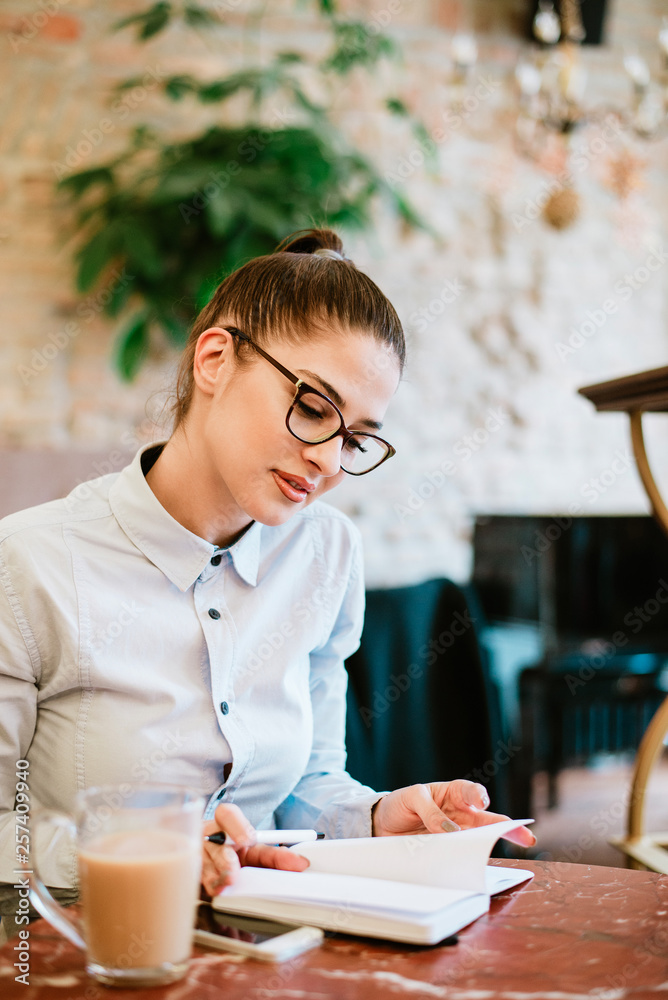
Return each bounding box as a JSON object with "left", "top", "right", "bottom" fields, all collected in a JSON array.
[{"left": 272, "top": 470, "right": 315, "bottom": 503}]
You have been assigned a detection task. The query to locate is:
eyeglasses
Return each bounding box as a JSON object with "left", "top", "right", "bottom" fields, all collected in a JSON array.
[{"left": 227, "top": 328, "right": 396, "bottom": 475}]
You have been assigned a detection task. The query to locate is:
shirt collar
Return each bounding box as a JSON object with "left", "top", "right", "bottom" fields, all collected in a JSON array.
[
  {"left": 109, "top": 443, "right": 261, "bottom": 591},
  {"left": 219, "top": 521, "right": 261, "bottom": 588}
]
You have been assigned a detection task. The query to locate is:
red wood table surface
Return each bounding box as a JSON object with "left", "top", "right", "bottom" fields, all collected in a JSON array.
[{"left": 1, "top": 860, "right": 667, "bottom": 999}]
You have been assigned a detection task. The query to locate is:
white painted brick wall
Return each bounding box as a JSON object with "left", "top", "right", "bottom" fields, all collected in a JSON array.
[{"left": 1, "top": 0, "right": 666, "bottom": 586}]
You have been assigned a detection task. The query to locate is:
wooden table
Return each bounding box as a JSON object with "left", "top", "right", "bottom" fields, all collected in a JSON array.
[{"left": 2, "top": 860, "right": 667, "bottom": 998}]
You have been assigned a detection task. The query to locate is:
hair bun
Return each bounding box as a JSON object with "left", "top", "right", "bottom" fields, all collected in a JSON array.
[{"left": 275, "top": 228, "right": 349, "bottom": 260}]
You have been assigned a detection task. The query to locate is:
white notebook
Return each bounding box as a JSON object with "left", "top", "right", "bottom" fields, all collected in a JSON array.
[{"left": 212, "top": 818, "right": 534, "bottom": 945}]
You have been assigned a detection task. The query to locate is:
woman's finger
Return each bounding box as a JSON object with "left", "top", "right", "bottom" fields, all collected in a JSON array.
[
  {"left": 201, "top": 843, "right": 240, "bottom": 896},
  {"left": 206, "top": 802, "right": 256, "bottom": 847},
  {"left": 439, "top": 779, "right": 490, "bottom": 811},
  {"left": 239, "top": 844, "right": 310, "bottom": 871},
  {"left": 502, "top": 825, "right": 536, "bottom": 847},
  {"left": 456, "top": 806, "right": 537, "bottom": 846},
  {"left": 401, "top": 784, "right": 461, "bottom": 834}
]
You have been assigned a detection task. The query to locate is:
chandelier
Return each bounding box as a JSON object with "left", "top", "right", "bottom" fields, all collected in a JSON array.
[
  {"left": 514, "top": 2, "right": 668, "bottom": 148},
  {"left": 437, "top": 5, "right": 666, "bottom": 232}
]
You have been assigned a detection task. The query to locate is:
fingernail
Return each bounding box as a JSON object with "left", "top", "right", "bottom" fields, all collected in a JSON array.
[
  {"left": 441, "top": 818, "right": 460, "bottom": 832},
  {"left": 481, "top": 792, "right": 490, "bottom": 808}
]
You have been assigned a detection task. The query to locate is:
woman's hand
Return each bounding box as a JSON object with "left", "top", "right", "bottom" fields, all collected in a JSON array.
[
  {"left": 371, "top": 780, "right": 536, "bottom": 847},
  {"left": 201, "top": 803, "right": 309, "bottom": 896}
]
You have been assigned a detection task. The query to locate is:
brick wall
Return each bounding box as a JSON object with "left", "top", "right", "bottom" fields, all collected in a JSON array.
[{"left": 1, "top": 0, "right": 667, "bottom": 585}]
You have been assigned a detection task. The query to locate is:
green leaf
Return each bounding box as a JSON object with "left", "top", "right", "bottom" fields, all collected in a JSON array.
[
  {"left": 204, "top": 193, "right": 237, "bottom": 237},
  {"left": 115, "top": 313, "right": 150, "bottom": 381},
  {"left": 75, "top": 222, "right": 124, "bottom": 293},
  {"left": 114, "top": 2, "right": 172, "bottom": 40},
  {"left": 197, "top": 80, "right": 237, "bottom": 103},
  {"left": 139, "top": 4, "right": 172, "bottom": 39},
  {"left": 130, "top": 125, "right": 160, "bottom": 150},
  {"left": 121, "top": 222, "right": 164, "bottom": 280},
  {"left": 194, "top": 274, "right": 223, "bottom": 310},
  {"left": 57, "top": 166, "right": 115, "bottom": 195},
  {"left": 183, "top": 5, "right": 219, "bottom": 27},
  {"left": 155, "top": 309, "right": 188, "bottom": 346},
  {"left": 276, "top": 51, "right": 304, "bottom": 65},
  {"left": 386, "top": 97, "right": 409, "bottom": 116},
  {"left": 323, "top": 20, "right": 398, "bottom": 74},
  {"left": 164, "top": 75, "right": 198, "bottom": 100},
  {"left": 105, "top": 271, "right": 135, "bottom": 318}
]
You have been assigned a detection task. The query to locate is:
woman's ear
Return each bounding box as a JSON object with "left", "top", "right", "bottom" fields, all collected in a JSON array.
[{"left": 192, "top": 327, "right": 237, "bottom": 396}]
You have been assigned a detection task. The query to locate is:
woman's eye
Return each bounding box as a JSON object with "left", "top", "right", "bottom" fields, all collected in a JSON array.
[
  {"left": 296, "top": 400, "right": 327, "bottom": 420},
  {"left": 344, "top": 436, "right": 368, "bottom": 454}
]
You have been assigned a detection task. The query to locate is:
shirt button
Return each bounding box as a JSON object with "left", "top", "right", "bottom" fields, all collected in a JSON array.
[
  {"left": 220, "top": 701, "right": 229, "bottom": 715},
  {"left": 216, "top": 788, "right": 226, "bottom": 800},
  {"left": 211, "top": 554, "right": 222, "bottom": 566},
  {"left": 208, "top": 608, "right": 221, "bottom": 620}
]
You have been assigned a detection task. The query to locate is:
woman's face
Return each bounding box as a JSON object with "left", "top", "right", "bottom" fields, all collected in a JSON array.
[{"left": 195, "top": 328, "right": 401, "bottom": 539}]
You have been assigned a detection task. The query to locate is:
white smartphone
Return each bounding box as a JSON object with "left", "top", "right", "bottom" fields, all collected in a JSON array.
[{"left": 194, "top": 904, "right": 324, "bottom": 962}]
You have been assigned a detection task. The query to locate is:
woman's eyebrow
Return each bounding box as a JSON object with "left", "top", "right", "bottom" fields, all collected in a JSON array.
[{"left": 297, "top": 369, "right": 383, "bottom": 431}]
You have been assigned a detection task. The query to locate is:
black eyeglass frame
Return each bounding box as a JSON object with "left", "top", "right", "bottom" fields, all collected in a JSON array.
[{"left": 227, "top": 327, "right": 396, "bottom": 476}]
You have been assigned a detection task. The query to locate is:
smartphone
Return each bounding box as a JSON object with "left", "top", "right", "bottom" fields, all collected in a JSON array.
[{"left": 194, "top": 903, "right": 324, "bottom": 961}]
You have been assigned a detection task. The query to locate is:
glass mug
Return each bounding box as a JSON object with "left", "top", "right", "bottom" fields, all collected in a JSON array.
[{"left": 30, "top": 784, "right": 204, "bottom": 987}]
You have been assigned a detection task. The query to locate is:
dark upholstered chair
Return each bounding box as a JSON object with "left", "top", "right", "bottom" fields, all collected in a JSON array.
[{"left": 344, "top": 578, "right": 513, "bottom": 820}]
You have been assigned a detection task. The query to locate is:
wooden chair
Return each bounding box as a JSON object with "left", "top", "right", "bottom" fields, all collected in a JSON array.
[{"left": 579, "top": 366, "right": 668, "bottom": 873}]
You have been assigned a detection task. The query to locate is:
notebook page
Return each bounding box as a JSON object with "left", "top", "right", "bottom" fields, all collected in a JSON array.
[
  {"left": 291, "top": 818, "right": 534, "bottom": 894},
  {"left": 217, "top": 866, "right": 480, "bottom": 916}
]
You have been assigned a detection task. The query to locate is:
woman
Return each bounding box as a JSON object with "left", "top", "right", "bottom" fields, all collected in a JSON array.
[{"left": 0, "top": 230, "right": 533, "bottom": 934}]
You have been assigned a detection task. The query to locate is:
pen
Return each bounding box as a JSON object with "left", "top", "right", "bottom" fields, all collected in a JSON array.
[{"left": 205, "top": 829, "right": 326, "bottom": 847}]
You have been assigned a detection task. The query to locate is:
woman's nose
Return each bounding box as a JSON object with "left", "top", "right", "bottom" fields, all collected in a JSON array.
[{"left": 302, "top": 435, "right": 344, "bottom": 477}]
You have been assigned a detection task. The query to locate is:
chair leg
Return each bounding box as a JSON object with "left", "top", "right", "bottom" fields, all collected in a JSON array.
[{"left": 627, "top": 693, "right": 668, "bottom": 839}]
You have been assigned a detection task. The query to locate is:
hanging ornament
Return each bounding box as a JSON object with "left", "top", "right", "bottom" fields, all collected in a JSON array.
[
  {"left": 533, "top": 2, "right": 561, "bottom": 45},
  {"left": 542, "top": 186, "right": 581, "bottom": 228}
]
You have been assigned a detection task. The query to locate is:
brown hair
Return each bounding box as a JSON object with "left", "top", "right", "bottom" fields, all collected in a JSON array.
[{"left": 172, "top": 228, "right": 405, "bottom": 429}]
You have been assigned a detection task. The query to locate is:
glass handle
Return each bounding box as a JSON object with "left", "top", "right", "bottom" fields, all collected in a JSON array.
[{"left": 28, "top": 812, "right": 85, "bottom": 951}]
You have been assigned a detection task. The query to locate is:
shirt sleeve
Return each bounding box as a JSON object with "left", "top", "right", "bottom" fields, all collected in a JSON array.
[
  {"left": 274, "top": 525, "right": 386, "bottom": 838},
  {"left": 0, "top": 543, "right": 77, "bottom": 889},
  {"left": 0, "top": 547, "right": 40, "bottom": 884}
]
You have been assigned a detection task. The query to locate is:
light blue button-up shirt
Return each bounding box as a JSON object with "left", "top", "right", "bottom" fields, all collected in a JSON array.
[{"left": 0, "top": 445, "right": 381, "bottom": 888}]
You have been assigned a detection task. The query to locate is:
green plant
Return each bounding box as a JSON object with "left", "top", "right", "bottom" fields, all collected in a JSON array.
[{"left": 59, "top": 1, "right": 430, "bottom": 379}]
